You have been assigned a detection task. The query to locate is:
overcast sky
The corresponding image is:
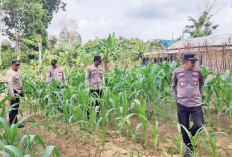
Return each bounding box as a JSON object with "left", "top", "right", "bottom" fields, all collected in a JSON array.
[{"left": 47, "top": 0, "right": 232, "bottom": 43}]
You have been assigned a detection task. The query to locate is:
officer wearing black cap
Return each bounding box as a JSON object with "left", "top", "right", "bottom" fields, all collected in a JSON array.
[
  {"left": 85, "top": 55, "right": 105, "bottom": 117},
  {"left": 46, "top": 59, "right": 67, "bottom": 85},
  {"left": 6, "top": 60, "right": 24, "bottom": 128},
  {"left": 171, "top": 53, "right": 204, "bottom": 157}
]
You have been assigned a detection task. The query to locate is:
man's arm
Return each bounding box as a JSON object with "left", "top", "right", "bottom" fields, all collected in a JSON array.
[
  {"left": 171, "top": 70, "right": 178, "bottom": 100},
  {"left": 102, "top": 72, "right": 106, "bottom": 88},
  {"left": 62, "top": 69, "right": 67, "bottom": 85},
  {"left": 6, "top": 71, "right": 15, "bottom": 97},
  {"left": 46, "top": 71, "right": 51, "bottom": 83},
  {"left": 85, "top": 68, "right": 90, "bottom": 85},
  {"left": 199, "top": 70, "right": 204, "bottom": 95}
]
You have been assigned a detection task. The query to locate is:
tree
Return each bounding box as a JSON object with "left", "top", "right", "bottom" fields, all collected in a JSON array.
[
  {"left": 2, "top": 0, "right": 66, "bottom": 60},
  {"left": 0, "top": 40, "right": 15, "bottom": 67},
  {"left": 197, "top": 0, "right": 221, "bottom": 16},
  {"left": 3, "top": 0, "right": 25, "bottom": 60},
  {"left": 137, "top": 41, "right": 148, "bottom": 61},
  {"left": 59, "top": 18, "right": 82, "bottom": 48},
  {"left": 184, "top": 11, "right": 219, "bottom": 38},
  {"left": 83, "top": 39, "right": 102, "bottom": 54},
  {"left": 97, "top": 33, "right": 117, "bottom": 71},
  {"left": 117, "top": 38, "right": 134, "bottom": 65},
  {"left": 147, "top": 39, "right": 164, "bottom": 51},
  {"left": 22, "top": 2, "right": 46, "bottom": 64},
  {"left": 59, "top": 28, "right": 82, "bottom": 49},
  {"left": 49, "top": 35, "right": 58, "bottom": 49},
  {"left": 40, "top": 0, "right": 66, "bottom": 49},
  {"left": 41, "top": 0, "right": 66, "bottom": 26}
]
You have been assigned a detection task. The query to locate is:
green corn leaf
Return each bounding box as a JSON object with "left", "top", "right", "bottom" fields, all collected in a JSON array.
[
  {"left": 42, "top": 145, "right": 60, "bottom": 157},
  {"left": 4, "top": 145, "right": 23, "bottom": 157}
]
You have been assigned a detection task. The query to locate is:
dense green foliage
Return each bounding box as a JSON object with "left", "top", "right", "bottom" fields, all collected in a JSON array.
[{"left": 1, "top": 0, "right": 66, "bottom": 63}]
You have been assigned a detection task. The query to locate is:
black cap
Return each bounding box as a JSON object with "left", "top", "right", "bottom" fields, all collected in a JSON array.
[
  {"left": 184, "top": 53, "right": 198, "bottom": 62},
  {"left": 12, "top": 60, "right": 20, "bottom": 65},
  {"left": 94, "top": 55, "right": 101, "bottom": 61},
  {"left": 51, "top": 59, "right": 57, "bottom": 65}
]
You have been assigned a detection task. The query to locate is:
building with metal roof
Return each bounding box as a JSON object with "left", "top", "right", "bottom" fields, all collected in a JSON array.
[{"left": 142, "top": 34, "right": 232, "bottom": 71}]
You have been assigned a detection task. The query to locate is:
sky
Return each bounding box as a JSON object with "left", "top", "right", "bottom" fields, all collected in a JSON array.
[{"left": 47, "top": 0, "right": 232, "bottom": 43}]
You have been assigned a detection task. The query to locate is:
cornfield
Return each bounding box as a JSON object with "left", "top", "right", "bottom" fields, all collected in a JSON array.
[{"left": 0, "top": 61, "right": 232, "bottom": 156}]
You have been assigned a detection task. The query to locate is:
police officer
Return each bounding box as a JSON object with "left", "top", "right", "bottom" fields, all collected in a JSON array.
[
  {"left": 46, "top": 59, "right": 67, "bottom": 113},
  {"left": 85, "top": 55, "right": 105, "bottom": 117},
  {"left": 172, "top": 53, "right": 204, "bottom": 157},
  {"left": 6, "top": 60, "right": 24, "bottom": 128},
  {"left": 46, "top": 59, "right": 67, "bottom": 85}
]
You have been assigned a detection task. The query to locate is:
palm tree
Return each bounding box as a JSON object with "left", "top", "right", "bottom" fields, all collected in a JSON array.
[{"left": 184, "top": 11, "right": 219, "bottom": 38}]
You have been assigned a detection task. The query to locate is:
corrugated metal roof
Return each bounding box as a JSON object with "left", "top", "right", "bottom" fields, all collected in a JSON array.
[
  {"left": 168, "top": 34, "right": 232, "bottom": 50},
  {"left": 143, "top": 34, "right": 232, "bottom": 56}
]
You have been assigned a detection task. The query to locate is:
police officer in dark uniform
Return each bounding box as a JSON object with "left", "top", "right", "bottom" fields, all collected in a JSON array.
[{"left": 172, "top": 53, "right": 204, "bottom": 157}]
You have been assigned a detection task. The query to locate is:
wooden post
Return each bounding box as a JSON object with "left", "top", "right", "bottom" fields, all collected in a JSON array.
[
  {"left": 38, "top": 42, "right": 42, "bottom": 65},
  {"left": 16, "top": 19, "right": 21, "bottom": 60}
]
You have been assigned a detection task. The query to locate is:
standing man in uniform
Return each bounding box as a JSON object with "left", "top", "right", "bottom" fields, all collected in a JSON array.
[
  {"left": 46, "top": 59, "right": 67, "bottom": 85},
  {"left": 46, "top": 59, "right": 67, "bottom": 113},
  {"left": 6, "top": 60, "right": 24, "bottom": 128},
  {"left": 172, "top": 53, "right": 204, "bottom": 157},
  {"left": 85, "top": 55, "right": 105, "bottom": 117}
]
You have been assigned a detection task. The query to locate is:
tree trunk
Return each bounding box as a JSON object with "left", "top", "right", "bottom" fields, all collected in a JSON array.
[
  {"left": 0, "top": 0, "right": 2, "bottom": 68},
  {"left": 16, "top": 19, "right": 21, "bottom": 60},
  {"left": 38, "top": 42, "right": 42, "bottom": 65}
]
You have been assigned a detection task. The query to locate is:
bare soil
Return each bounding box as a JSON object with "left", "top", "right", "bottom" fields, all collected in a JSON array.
[{"left": 1, "top": 93, "right": 231, "bottom": 157}]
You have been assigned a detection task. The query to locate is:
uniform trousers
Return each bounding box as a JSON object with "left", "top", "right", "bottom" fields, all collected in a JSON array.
[
  {"left": 177, "top": 103, "right": 204, "bottom": 145},
  {"left": 87, "top": 89, "right": 102, "bottom": 118},
  {"left": 9, "top": 90, "right": 23, "bottom": 124}
]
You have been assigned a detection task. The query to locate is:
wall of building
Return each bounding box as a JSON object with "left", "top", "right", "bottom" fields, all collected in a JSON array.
[{"left": 143, "top": 45, "right": 232, "bottom": 71}]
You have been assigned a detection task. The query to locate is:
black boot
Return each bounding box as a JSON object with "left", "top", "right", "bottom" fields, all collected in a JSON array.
[
  {"left": 18, "top": 124, "right": 25, "bottom": 128},
  {"left": 184, "top": 144, "right": 193, "bottom": 157},
  {"left": 58, "top": 106, "right": 63, "bottom": 113}
]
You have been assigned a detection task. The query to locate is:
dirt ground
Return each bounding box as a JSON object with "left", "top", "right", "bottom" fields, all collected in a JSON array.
[{"left": 1, "top": 93, "right": 232, "bottom": 157}]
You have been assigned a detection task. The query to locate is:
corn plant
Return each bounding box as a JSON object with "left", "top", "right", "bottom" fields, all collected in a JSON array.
[
  {"left": 18, "top": 61, "right": 232, "bottom": 156},
  {"left": 0, "top": 117, "right": 60, "bottom": 156},
  {"left": 167, "top": 124, "right": 185, "bottom": 156},
  {"left": 200, "top": 126, "right": 228, "bottom": 157}
]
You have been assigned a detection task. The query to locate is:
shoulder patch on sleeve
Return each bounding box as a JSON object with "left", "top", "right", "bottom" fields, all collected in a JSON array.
[
  {"left": 6, "top": 70, "right": 13, "bottom": 77},
  {"left": 87, "top": 68, "right": 90, "bottom": 72},
  {"left": 7, "top": 73, "right": 12, "bottom": 77},
  {"left": 172, "top": 73, "right": 175, "bottom": 78}
]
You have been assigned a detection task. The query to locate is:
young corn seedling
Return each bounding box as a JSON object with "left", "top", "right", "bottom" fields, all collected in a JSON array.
[
  {"left": 167, "top": 124, "right": 185, "bottom": 156},
  {"left": 133, "top": 99, "right": 148, "bottom": 147},
  {"left": 179, "top": 124, "right": 202, "bottom": 157},
  {"left": 0, "top": 117, "right": 60, "bottom": 156},
  {"left": 200, "top": 126, "right": 228, "bottom": 157},
  {"left": 138, "top": 115, "right": 159, "bottom": 150}
]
